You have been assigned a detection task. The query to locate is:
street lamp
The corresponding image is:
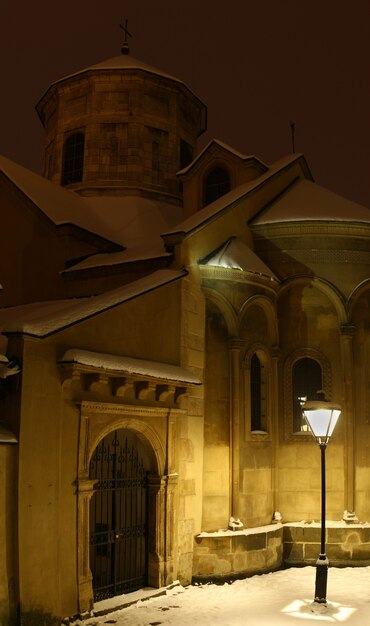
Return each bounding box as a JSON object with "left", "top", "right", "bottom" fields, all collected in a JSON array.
[{"left": 301, "top": 395, "right": 341, "bottom": 605}]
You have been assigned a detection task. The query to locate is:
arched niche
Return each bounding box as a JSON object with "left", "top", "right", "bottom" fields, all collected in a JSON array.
[
  {"left": 203, "top": 164, "right": 231, "bottom": 206},
  {"left": 203, "top": 287, "right": 238, "bottom": 338},
  {"left": 277, "top": 278, "right": 344, "bottom": 349},
  {"left": 348, "top": 282, "right": 370, "bottom": 430},
  {"left": 204, "top": 299, "right": 230, "bottom": 446},
  {"left": 239, "top": 296, "right": 278, "bottom": 347}
]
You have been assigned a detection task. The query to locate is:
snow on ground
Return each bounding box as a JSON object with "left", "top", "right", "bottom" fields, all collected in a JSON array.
[{"left": 78, "top": 566, "right": 370, "bottom": 626}]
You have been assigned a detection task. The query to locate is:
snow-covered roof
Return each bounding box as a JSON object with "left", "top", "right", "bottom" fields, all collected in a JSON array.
[
  {"left": 61, "top": 196, "right": 181, "bottom": 272},
  {"left": 0, "top": 269, "right": 185, "bottom": 337},
  {"left": 200, "top": 237, "right": 278, "bottom": 280},
  {"left": 0, "top": 354, "right": 20, "bottom": 378},
  {"left": 0, "top": 155, "right": 182, "bottom": 265},
  {"left": 53, "top": 55, "right": 184, "bottom": 88},
  {"left": 250, "top": 178, "right": 370, "bottom": 225},
  {"left": 0, "top": 425, "right": 17, "bottom": 444},
  {"left": 59, "top": 348, "right": 201, "bottom": 385},
  {"left": 177, "top": 139, "right": 268, "bottom": 176},
  {"left": 36, "top": 55, "right": 207, "bottom": 126},
  {"left": 164, "top": 154, "right": 310, "bottom": 240},
  {"left": 0, "top": 154, "right": 102, "bottom": 233},
  {"left": 62, "top": 247, "right": 171, "bottom": 273}
]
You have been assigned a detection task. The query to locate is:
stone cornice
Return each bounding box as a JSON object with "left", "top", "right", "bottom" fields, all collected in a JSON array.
[
  {"left": 79, "top": 400, "right": 186, "bottom": 417},
  {"left": 200, "top": 265, "right": 279, "bottom": 294},
  {"left": 61, "top": 363, "right": 193, "bottom": 408},
  {"left": 251, "top": 221, "right": 370, "bottom": 239}
]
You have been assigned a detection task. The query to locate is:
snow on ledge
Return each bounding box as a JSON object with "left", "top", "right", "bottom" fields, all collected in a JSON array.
[
  {"left": 198, "top": 523, "right": 282, "bottom": 537},
  {"left": 198, "top": 519, "right": 370, "bottom": 538},
  {"left": 0, "top": 425, "right": 17, "bottom": 444},
  {"left": 59, "top": 348, "right": 202, "bottom": 385},
  {"left": 286, "top": 519, "right": 370, "bottom": 528}
]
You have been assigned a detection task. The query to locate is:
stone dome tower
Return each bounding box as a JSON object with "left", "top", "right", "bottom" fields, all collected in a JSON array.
[{"left": 36, "top": 55, "right": 207, "bottom": 204}]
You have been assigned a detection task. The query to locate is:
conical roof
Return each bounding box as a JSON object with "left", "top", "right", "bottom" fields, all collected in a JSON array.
[
  {"left": 52, "top": 54, "right": 183, "bottom": 87},
  {"left": 36, "top": 53, "right": 206, "bottom": 126}
]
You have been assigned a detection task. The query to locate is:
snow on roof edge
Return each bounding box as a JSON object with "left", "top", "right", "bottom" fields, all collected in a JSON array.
[
  {"left": 199, "top": 237, "right": 279, "bottom": 281},
  {"left": 0, "top": 425, "right": 18, "bottom": 444},
  {"left": 177, "top": 139, "right": 268, "bottom": 176},
  {"left": 59, "top": 348, "right": 201, "bottom": 385},
  {"left": 2, "top": 269, "right": 187, "bottom": 338},
  {"left": 61, "top": 248, "right": 171, "bottom": 274},
  {"left": 164, "top": 154, "right": 307, "bottom": 239},
  {"left": 37, "top": 55, "right": 207, "bottom": 123}
]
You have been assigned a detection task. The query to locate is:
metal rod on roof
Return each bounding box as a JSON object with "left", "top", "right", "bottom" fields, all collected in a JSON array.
[{"left": 290, "top": 121, "right": 296, "bottom": 153}]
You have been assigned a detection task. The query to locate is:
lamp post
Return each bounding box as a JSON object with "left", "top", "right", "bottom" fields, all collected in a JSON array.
[{"left": 301, "top": 395, "right": 341, "bottom": 605}]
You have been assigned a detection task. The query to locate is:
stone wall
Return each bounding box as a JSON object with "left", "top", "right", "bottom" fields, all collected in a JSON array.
[
  {"left": 284, "top": 524, "right": 370, "bottom": 566},
  {"left": 0, "top": 443, "right": 18, "bottom": 626},
  {"left": 192, "top": 522, "right": 370, "bottom": 583},
  {"left": 192, "top": 525, "right": 283, "bottom": 581}
]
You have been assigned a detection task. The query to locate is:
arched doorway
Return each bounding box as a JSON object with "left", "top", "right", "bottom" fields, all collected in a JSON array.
[{"left": 89, "top": 429, "right": 152, "bottom": 601}]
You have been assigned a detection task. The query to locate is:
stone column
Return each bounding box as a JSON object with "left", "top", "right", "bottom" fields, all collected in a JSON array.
[
  {"left": 147, "top": 474, "right": 178, "bottom": 588},
  {"left": 271, "top": 346, "right": 281, "bottom": 519},
  {"left": 229, "top": 340, "right": 243, "bottom": 520},
  {"left": 76, "top": 478, "right": 98, "bottom": 613},
  {"left": 340, "top": 324, "right": 357, "bottom": 519}
]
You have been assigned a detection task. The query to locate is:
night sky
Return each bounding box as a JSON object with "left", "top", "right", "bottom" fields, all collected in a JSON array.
[{"left": 2, "top": 0, "right": 370, "bottom": 208}]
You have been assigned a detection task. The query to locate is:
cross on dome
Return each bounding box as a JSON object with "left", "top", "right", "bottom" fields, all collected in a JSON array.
[{"left": 120, "top": 19, "right": 132, "bottom": 55}]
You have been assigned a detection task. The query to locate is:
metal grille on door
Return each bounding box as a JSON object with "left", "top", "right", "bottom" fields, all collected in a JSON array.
[{"left": 89, "top": 429, "right": 148, "bottom": 601}]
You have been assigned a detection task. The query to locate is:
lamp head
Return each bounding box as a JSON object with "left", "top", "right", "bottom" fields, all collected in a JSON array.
[{"left": 301, "top": 396, "right": 341, "bottom": 446}]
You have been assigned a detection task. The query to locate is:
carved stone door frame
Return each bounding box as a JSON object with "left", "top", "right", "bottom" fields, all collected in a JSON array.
[{"left": 76, "top": 401, "right": 181, "bottom": 613}]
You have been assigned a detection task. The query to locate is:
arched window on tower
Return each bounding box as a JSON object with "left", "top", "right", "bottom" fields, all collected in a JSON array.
[
  {"left": 292, "top": 357, "right": 323, "bottom": 433},
  {"left": 204, "top": 167, "right": 230, "bottom": 206},
  {"left": 61, "top": 132, "right": 85, "bottom": 186},
  {"left": 152, "top": 141, "right": 160, "bottom": 172},
  {"left": 179, "top": 139, "right": 193, "bottom": 170},
  {"left": 151, "top": 141, "right": 160, "bottom": 184},
  {"left": 250, "top": 352, "right": 267, "bottom": 432}
]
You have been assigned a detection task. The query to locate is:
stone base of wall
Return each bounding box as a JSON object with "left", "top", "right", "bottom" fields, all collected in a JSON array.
[
  {"left": 192, "top": 522, "right": 370, "bottom": 583},
  {"left": 192, "top": 525, "right": 283, "bottom": 582},
  {"left": 284, "top": 524, "right": 370, "bottom": 566}
]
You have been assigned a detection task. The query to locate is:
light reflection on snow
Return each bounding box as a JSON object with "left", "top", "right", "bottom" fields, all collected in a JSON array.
[{"left": 282, "top": 599, "right": 356, "bottom": 622}]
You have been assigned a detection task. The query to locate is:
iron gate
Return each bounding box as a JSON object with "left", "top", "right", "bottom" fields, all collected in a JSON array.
[{"left": 89, "top": 429, "right": 148, "bottom": 601}]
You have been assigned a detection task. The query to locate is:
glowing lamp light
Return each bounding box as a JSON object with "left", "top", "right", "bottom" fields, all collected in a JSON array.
[
  {"left": 301, "top": 394, "right": 342, "bottom": 605},
  {"left": 301, "top": 400, "right": 341, "bottom": 446}
]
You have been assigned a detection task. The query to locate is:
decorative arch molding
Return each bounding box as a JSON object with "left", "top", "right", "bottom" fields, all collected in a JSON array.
[
  {"left": 201, "top": 159, "right": 233, "bottom": 207},
  {"left": 348, "top": 278, "right": 370, "bottom": 319},
  {"left": 278, "top": 275, "right": 347, "bottom": 326},
  {"left": 203, "top": 287, "right": 238, "bottom": 337},
  {"left": 283, "top": 347, "right": 332, "bottom": 443},
  {"left": 201, "top": 158, "right": 234, "bottom": 187},
  {"left": 76, "top": 401, "right": 181, "bottom": 613},
  {"left": 243, "top": 342, "right": 272, "bottom": 369},
  {"left": 238, "top": 295, "right": 278, "bottom": 345},
  {"left": 81, "top": 409, "right": 167, "bottom": 478}
]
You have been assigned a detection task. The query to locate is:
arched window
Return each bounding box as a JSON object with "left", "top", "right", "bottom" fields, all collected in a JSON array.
[
  {"left": 61, "top": 132, "right": 85, "bottom": 186},
  {"left": 152, "top": 141, "right": 160, "bottom": 172},
  {"left": 250, "top": 353, "right": 267, "bottom": 432},
  {"left": 292, "top": 358, "right": 323, "bottom": 433},
  {"left": 179, "top": 139, "right": 193, "bottom": 169},
  {"left": 204, "top": 167, "right": 230, "bottom": 206}
]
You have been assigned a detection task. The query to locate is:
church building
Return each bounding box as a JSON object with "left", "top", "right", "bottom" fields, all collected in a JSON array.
[{"left": 0, "top": 47, "right": 369, "bottom": 625}]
